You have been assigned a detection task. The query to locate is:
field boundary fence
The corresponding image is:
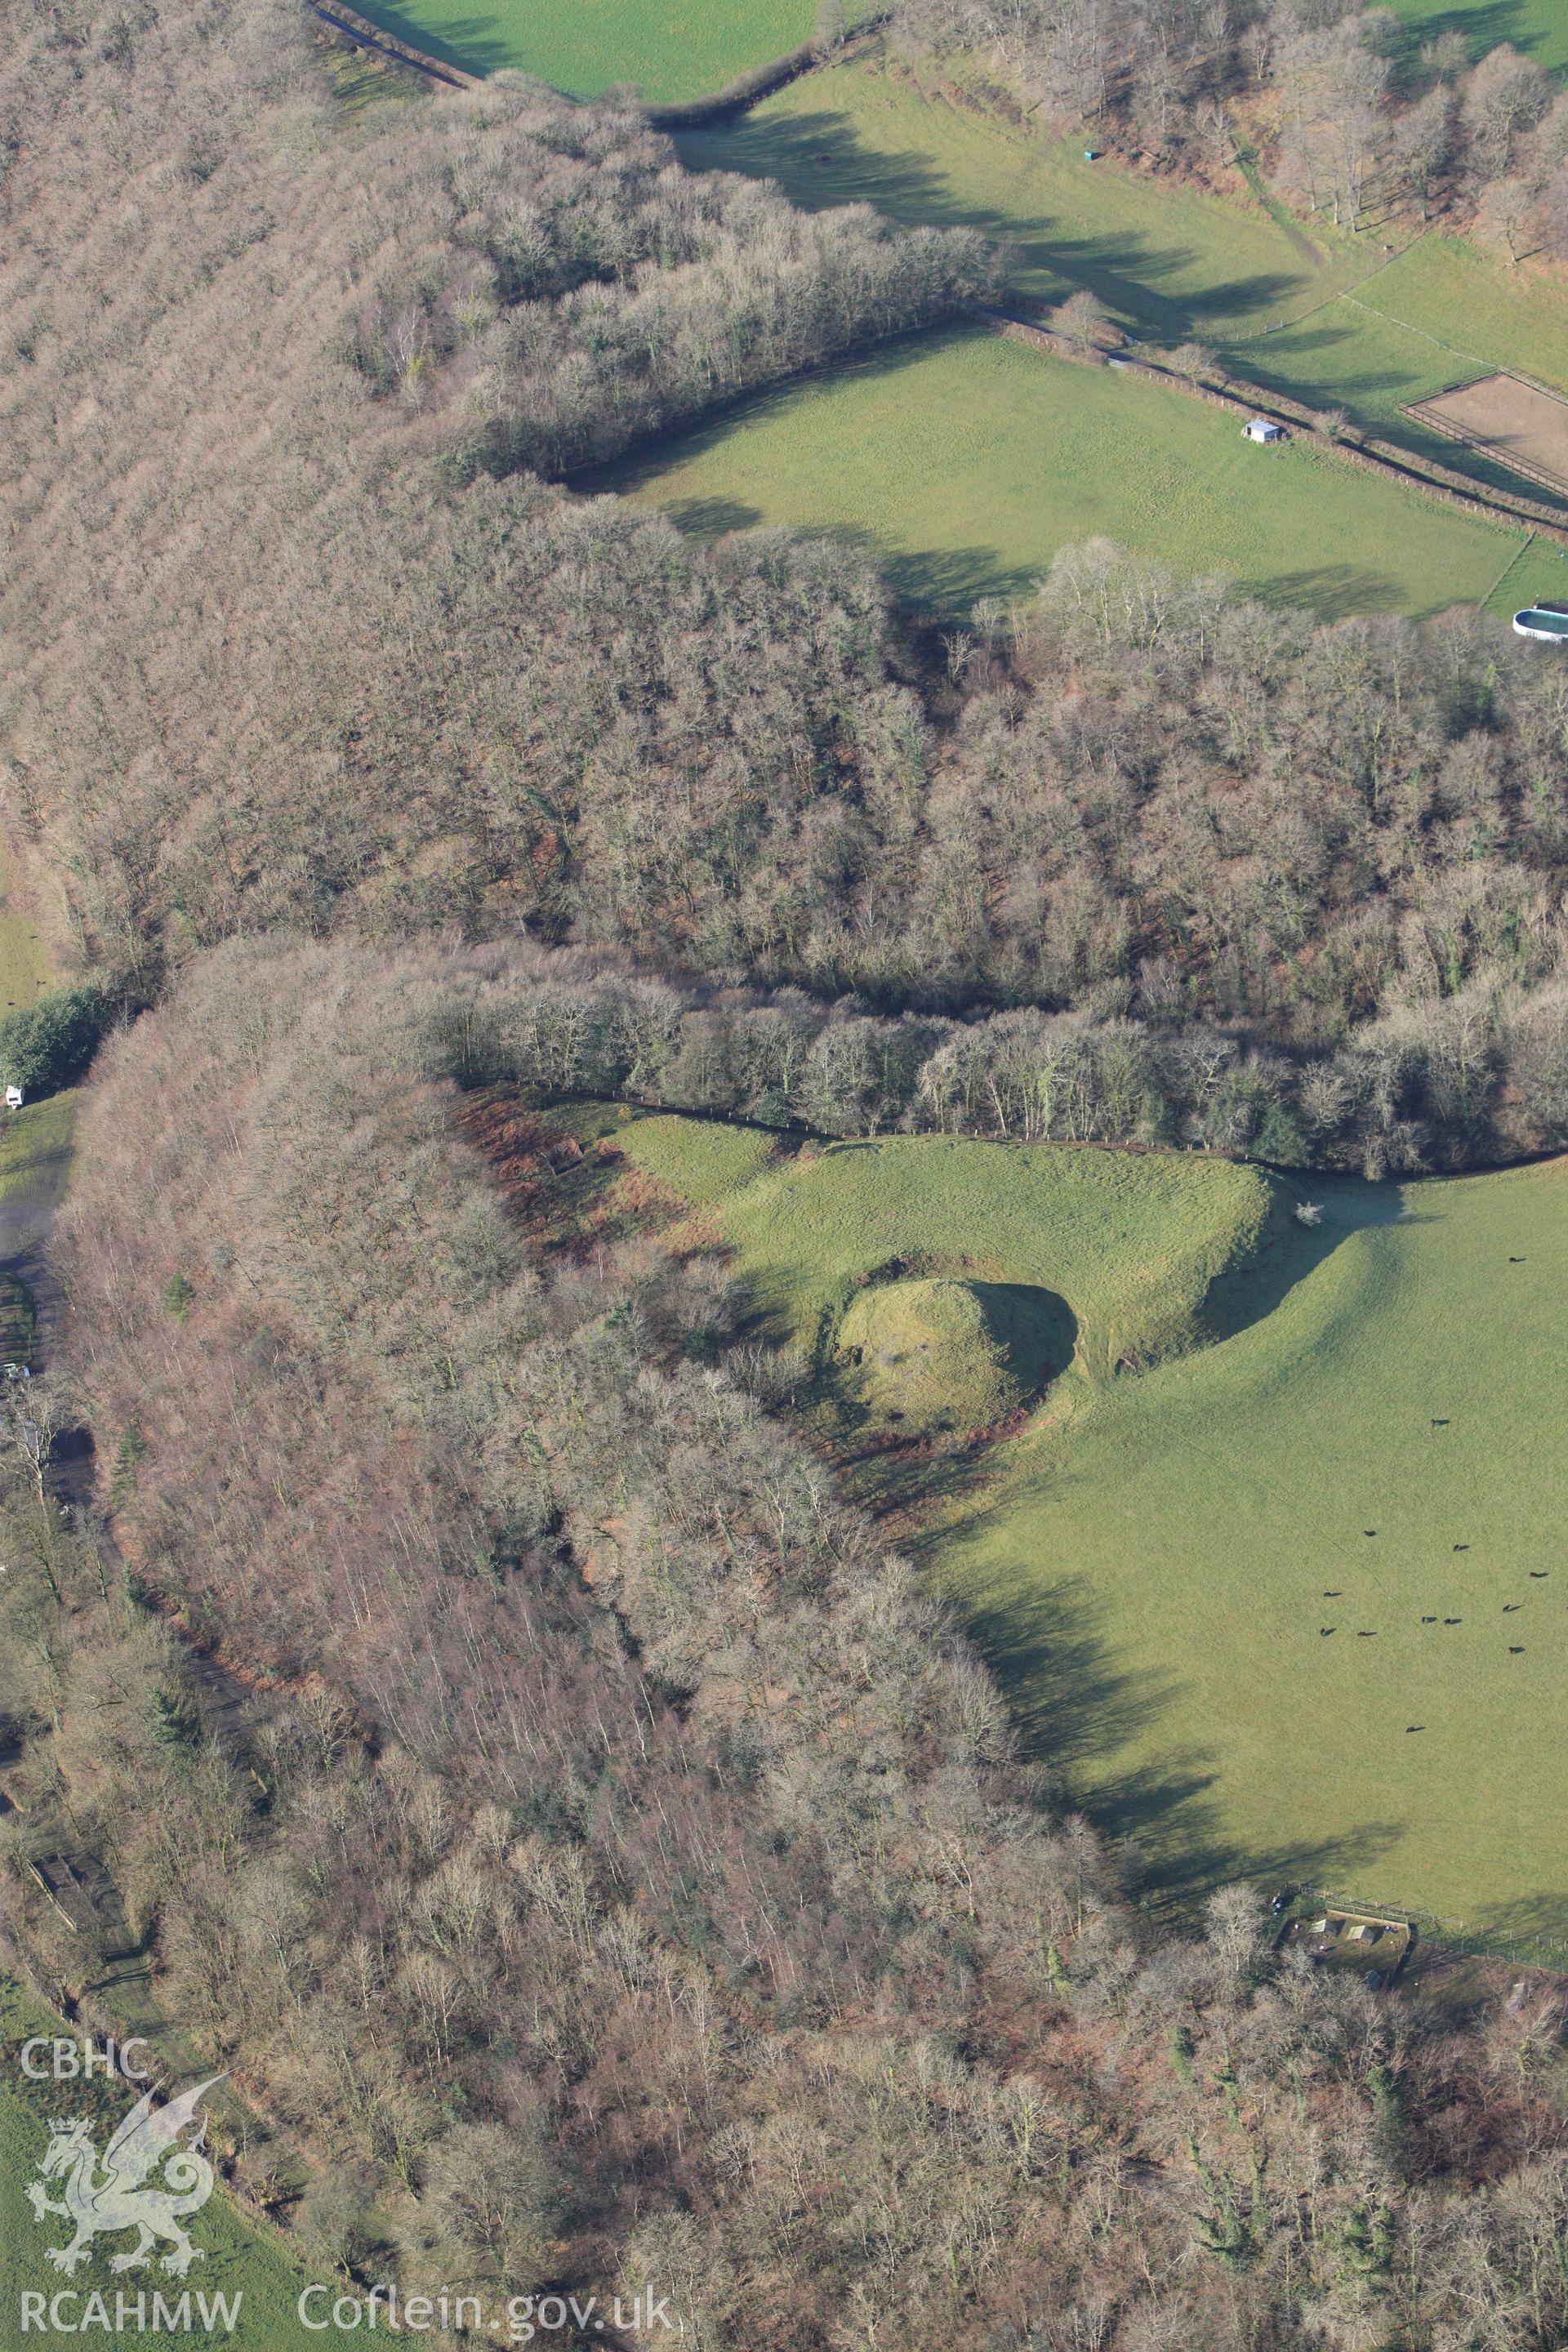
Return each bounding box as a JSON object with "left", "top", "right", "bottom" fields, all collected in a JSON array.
[
  {"left": 985, "top": 310, "right": 1568, "bottom": 548},
  {"left": 305, "top": 0, "right": 479, "bottom": 86}
]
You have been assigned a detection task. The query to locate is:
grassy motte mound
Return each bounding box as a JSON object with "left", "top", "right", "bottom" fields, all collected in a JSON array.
[
  {"left": 835, "top": 1275, "right": 1074, "bottom": 1436},
  {"left": 616, "top": 1121, "right": 1275, "bottom": 1383}
]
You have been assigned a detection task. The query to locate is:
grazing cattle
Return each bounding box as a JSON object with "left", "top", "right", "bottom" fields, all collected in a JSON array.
[
  {"left": 1444, "top": 1617, "right": 1462, "bottom": 1625},
  {"left": 1509, "top": 1646, "right": 1526, "bottom": 1655},
  {"left": 1323, "top": 1589, "right": 1342, "bottom": 1597},
  {"left": 1431, "top": 1418, "right": 1450, "bottom": 1427},
  {"left": 1530, "top": 1571, "right": 1549, "bottom": 1579},
  {"left": 1508, "top": 1256, "right": 1526, "bottom": 1263},
  {"left": 1405, "top": 1725, "right": 1424, "bottom": 1732},
  {"left": 1363, "top": 1530, "right": 1377, "bottom": 1538},
  {"left": 1503, "top": 1604, "right": 1522, "bottom": 1613},
  {"left": 1320, "top": 1626, "right": 1336, "bottom": 1636},
  {"left": 1357, "top": 1630, "right": 1377, "bottom": 1637},
  {"left": 1453, "top": 1544, "right": 1469, "bottom": 1552},
  {"left": 1420, "top": 1615, "right": 1437, "bottom": 1624}
]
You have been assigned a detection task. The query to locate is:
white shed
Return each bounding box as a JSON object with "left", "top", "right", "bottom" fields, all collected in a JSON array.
[
  {"left": 4, "top": 1088, "right": 21, "bottom": 1111},
  {"left": 1244, "top": 416, "right": 1284, "bottom": 443}
]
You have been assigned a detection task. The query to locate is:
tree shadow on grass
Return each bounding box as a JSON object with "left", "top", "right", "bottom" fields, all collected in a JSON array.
[
  {"left": 333, "top": 0, "right": 530, "bottom": 77},
  {"left": 1226, "top": 317, "right": 1568, "bottom": 517},
  {"left": 875, "top": 538, "right": 1041, "bottom": 611},
  {"left": 592, "top": 327, "right": 1048, "bottom": 612},
  {"left": 1203, "top": 1174, "right": 1429, "bottom": 1344},
  {"left": 1383, "top": 0, "right": 1545, "bottom": 82},
  {"left": 678, "top": 105, "right": 1314, "bottom": 340},
  {"left": 661, "top": 495, "right": 765, "bottom": 537},
  {"left": 1247, "top": 564, "right": 1408, "bottom": 618},
  {"left": 595, "top": 321, "right": 1494, "bottom": 621},
  {"left": 1462, "top": 1888, "right": 1568, "bottom": 1955},
  {"left": 954, "top": 1563, "right": 1406, "bottom": 1913}
]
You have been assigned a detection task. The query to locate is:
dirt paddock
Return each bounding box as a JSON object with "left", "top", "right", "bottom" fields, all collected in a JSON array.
[{"left": 1406, "top": 372, "right": 1568, "bottom": 500}]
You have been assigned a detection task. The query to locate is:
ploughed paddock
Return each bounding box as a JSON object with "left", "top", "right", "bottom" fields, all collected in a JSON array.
[{"left": 1408, "top": 373, "right": 1568, "bottom": 502}]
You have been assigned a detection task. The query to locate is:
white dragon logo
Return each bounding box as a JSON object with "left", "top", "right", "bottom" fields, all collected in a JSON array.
[{"left": 24, "top": 2074, "right": 224, "bottom": 2278}]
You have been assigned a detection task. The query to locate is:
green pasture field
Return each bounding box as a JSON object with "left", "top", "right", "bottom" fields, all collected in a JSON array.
[
  {"left": 682, "top": 54, "right": 1568, "bottom": 510},
  {"left": 1233, "top": 247, "right": 1568, "bottom": 501},
  {"left": 1384, "top": 0, "right": 1568, "bottom": 77},
  {"left": 604, "top": 326, "right": 1536, "bottom": 614},
  {"left": 678, "top": 56, "right": 1370, "bottom": 338},
  {"left": 942, "top": 1155, "right": 1568, "bottom": 1934},
  {"left": 617, "top": 1113, "right": 781, "bottom": 1207},
  {"left": 0, "top": 1271, "right": 38, "bottom": 1366},
  {"left": 616, "top": 1118, "right": 1568, "bottom": 1935},
  {"left": 0, "top": 1091, "right": 76, "bottom": 1212},
  {"left": 1486, "top": 534, "right": 1568, "bottom": 620},
  {"left": 0, "top": 855, "right": 54, "bottom": 1030},
  {"left": 1326, "top": 238, "right": 1568, "bottom": 396},
  {"left": 341, "top": 0, "right": 817, "bottom": 99},
  {"left": 0, "top": 1983, "right": 359, "bottom": 2350},
  {"left": 617, "top": 1117, "right": 1274, "bottom": 1390}
]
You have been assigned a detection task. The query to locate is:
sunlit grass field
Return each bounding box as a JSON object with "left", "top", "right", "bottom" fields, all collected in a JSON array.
[
  {"left": 619, "top": 1117, "right": 1568, "bottom": 1936},
  {"left": 357, "top": 0, "right": 1566, "bottom": 99},
  {"left": 620, "top": 1120, "right": 1273, "bottom": 1380},
  {"left": 606, "top": 327, "right": 1538, "bottom": 614},
  {"left": 0, "top": 1982, "right": 359, "bottom": 2350},
  {"left": 0, "top": 1091, "right": 76, "bottom": 1212},
  {"left": 941, "top": 1156, "right": 1568, "bottom": 1935},
  {"left": 679, "top": 58, "right": 1370, "bottom": 335},
  {"left": 682, "top": 54, "right": 1568, "bottom": 516},
  {"left": 1385, "top": 0, "right": 1568, "bottom": 76},
  {"left": 0, "top": 855, "right": 54, "bottom": 1031},
  {"left": 341, "top": 0, "right": 817, "bottom": 96}
]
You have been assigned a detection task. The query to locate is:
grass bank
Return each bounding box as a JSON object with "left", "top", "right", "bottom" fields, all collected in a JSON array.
[
  {"left": 612, "top": 1115, "right": 1568, "bottom": 1936},
  {"left": 621, "top": 1120, "right": 1272, "bottom": 1380}
]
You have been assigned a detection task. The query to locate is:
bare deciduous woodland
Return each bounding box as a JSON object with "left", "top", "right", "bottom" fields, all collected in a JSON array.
[
  {"left": 0, "top": 937, "right": 1561, "bottom": 2351},
  {"left": 3, "top": 0, "right": 1568, "bottom": 1172},
  {"left": 902, "top": 0, "right": 1568, "bottom": 243}
]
